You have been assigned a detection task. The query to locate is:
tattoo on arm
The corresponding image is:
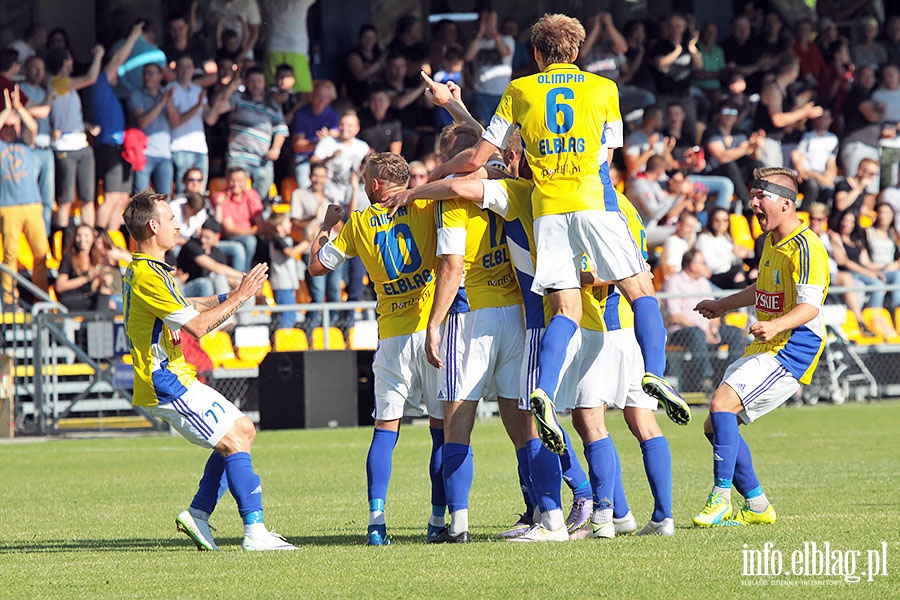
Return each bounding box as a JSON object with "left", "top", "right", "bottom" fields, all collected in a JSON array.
[{"left": 205, "top": 304, "right": 239, "bottom": 334}]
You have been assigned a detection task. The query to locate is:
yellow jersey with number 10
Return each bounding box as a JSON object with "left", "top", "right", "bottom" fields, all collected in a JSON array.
[{"left": 484, "top": 63, "right": 623, "bottom": 218}]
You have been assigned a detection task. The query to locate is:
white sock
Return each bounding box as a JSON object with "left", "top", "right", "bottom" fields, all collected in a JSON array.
[
  {"left": 712, "top": 485, "right": 732, "bottom": 502},
  {"left": 747, "top": 493, "right": 769, "bottom": 512},
  {"left": 541, "top": 508, "right": 565, "bottom": 532},
  {"left": 369, "top": 510, "right": 385, "bottom": 526},
  {"left": 244, "top": 523, "right": 267, "bottom": 538},
  {"left": 449, "top": 509, "right": 468, "bottom": 536},
  {"left": 188, "top": 508, "right": 210, "bottom": 522},
  {"left": 591, "top": 508, "right": 613, "bottom": 525}
]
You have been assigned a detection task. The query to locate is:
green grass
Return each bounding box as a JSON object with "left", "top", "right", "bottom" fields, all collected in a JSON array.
[{"left": 1, "top": 402, "right": 898, "bottom": 599}]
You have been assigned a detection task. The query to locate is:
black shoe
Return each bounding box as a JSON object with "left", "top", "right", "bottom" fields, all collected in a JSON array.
[{"left": 425, "top": 526, "right": 470, "bottom": 544}]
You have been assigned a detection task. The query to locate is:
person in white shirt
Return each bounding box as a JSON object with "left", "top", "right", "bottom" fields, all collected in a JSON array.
[
  {"left": 310, "top": 111, "right": 370, "bottom": 209},
  {"left": 465, "top": 10, "right": 514, "bottom": 125},
  {"left": 791, "top": 110, "right": 839, "bottom": 210},
  {"left": 167, "top": 55, "right": 214, "bottom": 193}
]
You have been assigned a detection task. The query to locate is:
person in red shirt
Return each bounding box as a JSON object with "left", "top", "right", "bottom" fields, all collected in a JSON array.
[{"left": 211, "top": 166, "right": 266, "bottom": 272}]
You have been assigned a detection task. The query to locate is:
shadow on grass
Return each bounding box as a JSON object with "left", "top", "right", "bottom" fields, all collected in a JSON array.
[{"left": 0, "top": 538, "right": 190, "bottom": 553}]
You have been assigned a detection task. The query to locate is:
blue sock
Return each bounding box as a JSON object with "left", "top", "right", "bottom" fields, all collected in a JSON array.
[
  {"left": 366, "top": 428, "right": 399, "bottom": 504},
  {"left": 526, "top": 438, "right": 563, "bottom": 513},
  {"left": 536, "top": 315, "right": 578, "bottom": 401},
  {"left": 610, "top": 436, "right": 630, "bottom": 518},
  {"left": 515, "top": 446, "right": 537, "bottom": 515},
  {"left": 223, "top": 452, "right": 263, "bottom": 522},
  {"left": 631, "top": 296, "right": 667, "bottom": 376},
  {"left": 191, "top": 451, "right": 225, "bottom": 515},
  {"left": 560, "top": 429, "right": 592, "bottom": 500},
  {"left": 583, "top": 437, "right": 616, "bottom": 511},
  {"left": 429, "top": 427, "right": 446, "bottom": 509},
  {"left": 710, "top": 412, "right": 740, "bottom": 489},
  {"left": 734, "top": 435, "right": 761, "bottom": 498},
  {"left": 442, "top": 443, "right": 473, "bottom": 513},
  {"left": 640, "top": 436, "right": 673, "bottom": 521}
]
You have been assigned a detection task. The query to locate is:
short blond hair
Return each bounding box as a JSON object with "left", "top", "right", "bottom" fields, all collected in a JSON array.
[
  {"left": 531, "top": 14, "right": 585, "bottom": 65},
  {"left": 753, "top": 167, "right": 799, "bottom": 194},
  {"left": 365, "top": 152, "right": 410, "bottom": 186}
]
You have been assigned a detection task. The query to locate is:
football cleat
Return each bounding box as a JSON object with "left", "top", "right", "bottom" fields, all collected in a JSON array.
[
  {"left": 613, "top": 511, "right": 638, "bottom": 535},
  {"left": 242, "top": 530, "right": 298, "bottom": 551},
  {"left": 175, "top": 510, "right": 219, "bottom": 551},
  {"left": 692, "top": 492, "right": 733, "bottom": 527},
  {"left": 508, "top": 524, "right": 569, "bottom": 542},
  {"left": 721, "top": 504, "right": 777, "bottom": 526},
  {"left": 641, "top": 373, "right": 692, "bottom": 425},
  {"left": 637, "top": 518, "right": 675, "bottom": 536},
  {"left": 500, "top": 513, "right": 535, "bottom": 538},
  {"left": 591, "top": 520, "right": 616, "bottom": 539},
  {"left": 565, "top": 497, "right": 592, "bottom": 535},
  {"left": 426, "top": 526, "right": 470, "bottom": 544},
  {"left": 426, "top": 523, "right": 445, "bottom": 542},
  {"left": 530, "top": 388, "right": 566, "bottom": 454},
  {"left": 367, "top": 524, "right": 392, "bottom": 546}
]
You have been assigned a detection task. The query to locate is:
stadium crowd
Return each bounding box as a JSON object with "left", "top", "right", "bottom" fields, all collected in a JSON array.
[{"left": 2, "top": 0, "right": 900, "bottom": 341}]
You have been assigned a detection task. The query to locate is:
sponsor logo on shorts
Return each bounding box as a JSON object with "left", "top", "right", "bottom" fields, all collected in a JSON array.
[{"left": 756, "top": 290, "right": 784, "bottom": 314}]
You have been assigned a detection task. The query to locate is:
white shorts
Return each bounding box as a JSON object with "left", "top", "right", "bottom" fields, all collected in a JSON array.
[
  {"left": 373, "top": 330, "right": 444, "bottom": 421},
  {"left": 144, "top": 383, "right": 244, "bottom": 448},
  {"left": 520, "top": 326, "right": 582, "bottom": 411},
  {"left": 441, "top": 304, "right": 524, "bottom": 402},
  {"left": 532, "top": 211, "right": 647, "bottom": 295},
  {"left": 558, "top": 328, "right": 658, "bottom": 411},
  {"left": 721, "top": 353, "right": 800, "bottom": 424}
]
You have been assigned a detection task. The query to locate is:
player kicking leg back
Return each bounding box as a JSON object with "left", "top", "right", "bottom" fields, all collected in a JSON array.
[
  {"left": 692, "top": 168, "right": 830, "bottom": 527},
  {"left": 122, "top": 191, "right": 295, "bottom": 551}
]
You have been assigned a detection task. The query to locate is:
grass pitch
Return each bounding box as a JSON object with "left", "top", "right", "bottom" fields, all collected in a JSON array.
[{"left": 1, "top": 401, "right": 897, "bottom": 599}]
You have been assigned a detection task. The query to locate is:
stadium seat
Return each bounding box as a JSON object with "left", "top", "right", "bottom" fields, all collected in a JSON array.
[
  {"left": 730, "top": 214, "right": 754, "bottom": 250},
  {"left": 311, "top": 326, "right": 346, "bottom": 350},
  {"left": 199, "top": 330, "right": 257, "bottom": 369},
  {"left": 841, "top": 309, "right": 883, "bottom": 345},
  {"left": 859, "top": 213, "right": 874, "bottom": 229},
  {"left": 261, "top": 280, "right": 276, "bottom": 306},
  {"left": 17, "top": 234, "right": 35, "bottom": 271},
  {"left": 234, "top": 325, "right": 271, "bottom": 367},
  {"left": 51, "top": 229, "right": 64, "bottom": 260},
  {"left": 274, "top": 328, "right": 309, "bottom": 352},
  {"left": 281, "top": 176, "right": 298, "bottom": 201},
  {"left": 723, "top": 311, "right": 749, "bottom": 330},
  {"left": 348, "top": 320, "right": 379, "bottom": 350},
  {"left": 862, "top": 307, "right": 900, "bottom": 343},
  {"left": 750, "top": 215, "right": 763, "bottom": 239},
  {"left": 108, "top": 229, "right": 128, "bottom": 250}
]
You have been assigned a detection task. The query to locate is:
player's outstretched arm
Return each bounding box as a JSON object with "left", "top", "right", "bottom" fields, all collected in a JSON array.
[
  {"left": 695, "top": 283, "right": 756, "bottom": 320},
  {"left": 429, "top": 138, "right": 498, "bottom": 182},
  {"left": 181, "top": 263, "right": 268, "bottom": 339},
  {"left": 383, "top": 179, "right": 485, "bottom": 216},
  {"left": 308, "top": 205, "right": 345, "bottom": 277}
]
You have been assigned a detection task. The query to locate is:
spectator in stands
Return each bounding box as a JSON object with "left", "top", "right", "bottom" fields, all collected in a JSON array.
[
  {"left": 758, "top": 10, "right": 791, "bottom": 67},
  {"left": 216, "top": 66, "right": 289, "bottom": 202},
  {"left": 818, "top": 38, "right": 854, "bottom": 121},
  {"left": 661, "top": 211, "right": 699, "bottom": 277},
  {"left": 212, "top": 166, "right": 265, "bottom": 273},
  {"left": 850, "top": 17, "right": 888, "bottom": 69},
  {"left": 290, "top": 79, "right": 339, "bottom": 189},
  {"left": 167, "top": 55, "right": 212, "bottom": 193},
  {"left": 428, "top": 18, "right": 461, "bottom": 74},
  {"left": 208, "top": 0, "right": 261, "bottom": 61},
  {"left": 387, "top": 14, "right": 430, "bottom": 86},
  {"left": 91, "top": 230, "right": 129, "bottom": 311},
  {"left": 379, "top": 52, "right": 428, "bottom": 157},
  {"left": 171, "top": 169, "right": 210, "bottom": 246},
  {"left": 873, "top": 64, "right": 900, "bottom": 191},
  {"left": 83, "top": 22, "right": 143, "bottom": 234},
  {"left": 578, "top": 12, "right": 627, "bottom": 94},
  {"left": 792, "top": 19, "right": 826, "bottom": 86},
  {"left": 262, "top": 0, "right": 316, "bottom": 96},
  {"left": 8, "top": 23, "right": 47, "bottom": 64},
  {"left": 175, "top": 217, "right": 242, "bottom": 298},
  {"left": 290, "top": 162, "right": 329, "bottom": 238},
  {"left": 108, "top": 18, "right": 167, "bottom": 101},
  {"left": 810, "top": 202, "right": 867, "bottom": 331},
  {"left": 626, "top": 154, "right": 679, "bottom": 246},
  {"left": 46, "top": 28, "right": 70, "bottom": 52},
  {"left": 46, "top": 44, "right": 104, "bottom": 230},
  {"left": 721, "top": 14, "right": 765, "bottom": 87},
  {"left": 693, "top": 21, "right": 725, "bottom": 108},
  {"left": 831, "top": 157, "right": 879, "bottom": 230},
  {"left": 703, "top": 100, "right": 764, "bottom": 211},
  {"left": 694, "top": 207, "right": 752, "bottom": 289},
  {"left": 0, "top": 86, "right": 49, "bottom": 307},
  {"left": 661, "top": 248, "right": 747, "bottom": 392},
  {"left": 311, "top": 111, "right": 370, "bottom": 208},
  {"left": 162, "top": 11, "right": 211, "bottom": 75},
  {"left": 19, "top": 56, "right": 54, "bottom": 233},
  {"left": 840, "top": 65, "right": 883, "bottom": 182},
  {"left": 624, "top": 105, "right": 673, "bottom": 174},
  {"left": 791, "top": 110, "right": 839, "bottom": 210},
  {"left": 407, "top": 161, "right": 429, "bottom": 189},
  {"left": 753, "top": 55, "right": 824, "bottom": 167},
  {"left": 358, "top": 88, "right": 402, "bottom": 154},
  {"left": 267, "top": 212, "right": 305, "bottom": 330},
  {"left": 429, "top": 45, "right": 464, "bottom": 129},
  {"left": 886, "top": 16, "right": 900, "bottom": 66},
  {"left": 620, "top": 20, "right": 656, "bottom": 113},
  {"left": 55, "top": 225, "right": 110, "bottom": 311},
  {"left": 465, "top": 9, "right": 516, "bottom": 126},
  {"left": 830, "top": 210, "right": 886, "bottom": 310},
  {"left": 0, "top": 49, "right": 25, "bottom": 102},
  {"left": 346, "top": 24, "right": 387, "bottom": 107},
  {"left": 867, "top": 202, "right": 900, "bottom": 311},
  {"left": 649, "top": 13, "right": 702, "bottom": 143},
  {"left": 269, "top": 63, "right": 304, "bottom": 127},
  {"left": 667, "top": 168, "right": 709, "bottom": 227},
  {"left": 129, "top": 63, "right": 174, "bottom": 194},
  {"left": 720, "top": 69, "right": 758, "bottom": 135},
  {"left": 664, "top": 103, "right": 734, "bottom": 209}
]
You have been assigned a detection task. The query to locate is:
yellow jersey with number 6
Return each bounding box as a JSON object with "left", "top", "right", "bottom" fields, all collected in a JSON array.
[{"left": 483, "top": 63, "right": 623, "bottom": 218}]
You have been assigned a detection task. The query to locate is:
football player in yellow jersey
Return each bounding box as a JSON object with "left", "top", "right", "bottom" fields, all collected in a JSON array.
[
  {"left": 425, "top": 14, "right": 689, "bottom": 450},
  {"left": 122, "top": 191, "right": 296, "bottom": 552},
  {"left": 307, "top": 153, "right": 446, "bottom": 546},
  {"left": 692, "top": 168, "right": 829, "bottom": 527}
]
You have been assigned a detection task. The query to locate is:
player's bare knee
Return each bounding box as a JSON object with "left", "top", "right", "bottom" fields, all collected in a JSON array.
[
  {"left": 623, "top": 407, "right": 663, "bottom": 441},
  {"left": 709, "top": 384, "right": 743, "bottom": 414},
  {"left": 616, "top": 271, "right": 656, "bottom": 304},
  {"left": 374, "top": 419, "right": 401, "bottom": 432}
]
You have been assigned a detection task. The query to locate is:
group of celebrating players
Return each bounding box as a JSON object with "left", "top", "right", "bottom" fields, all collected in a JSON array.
[{"left": 122, "top": 13, "right": 830, "bottom": 551}]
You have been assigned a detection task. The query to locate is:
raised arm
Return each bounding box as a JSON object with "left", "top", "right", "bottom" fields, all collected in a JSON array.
[
  {"left": 70, "top": 45, "right": 105, "bottom": 91},
  {"left": 181, "top": 263, "right": 268, "bottom": 338},
  {"left": 106, "top": 22, "right": 145, "bottom": 84}
]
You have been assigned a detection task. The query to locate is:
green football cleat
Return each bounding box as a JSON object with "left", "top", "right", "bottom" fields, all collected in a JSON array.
[
  {"left": 529, "top": 388, "right": 566, "bottom": 455},
  {"left": 692, "top": 492, "right": 733, "bottom": 527},
  {"left": 642, "top": 373, "right": 692, "bottom": 425},
  {"left": 721, "top": 504, "right": 777, "bottom": 526}
]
